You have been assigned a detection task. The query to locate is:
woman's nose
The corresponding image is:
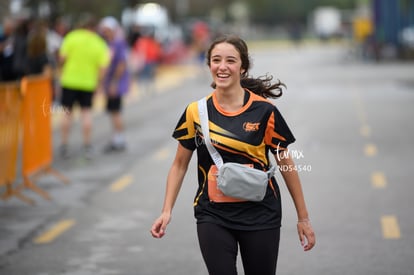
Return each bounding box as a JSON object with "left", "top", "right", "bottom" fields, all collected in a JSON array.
[{"left": 218, "top": 61, "right": 227, "bottom": 70}]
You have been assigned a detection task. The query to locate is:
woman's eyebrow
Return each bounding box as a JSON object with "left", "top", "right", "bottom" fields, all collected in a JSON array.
[{"left": 212, "top": 54, "right": 237, "bottom": 59}]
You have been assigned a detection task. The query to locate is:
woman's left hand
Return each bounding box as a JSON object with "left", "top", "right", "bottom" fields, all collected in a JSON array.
[{"left": 297, "top": 220, "right": 315, "bottom": 251}]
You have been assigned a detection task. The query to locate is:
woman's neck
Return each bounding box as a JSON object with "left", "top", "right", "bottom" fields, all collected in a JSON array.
[{"left": 214, "top": 86, "right": 245, "bottom": 112}]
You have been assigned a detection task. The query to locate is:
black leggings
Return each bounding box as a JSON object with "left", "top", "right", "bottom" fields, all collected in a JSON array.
[{"left": 197, "top": 223, "right": 280, "bottom": 275}]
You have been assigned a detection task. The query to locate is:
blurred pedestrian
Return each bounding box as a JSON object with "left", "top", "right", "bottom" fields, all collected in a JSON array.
[
  {"left": 151, "top": 34, "right": 315, "bottom": 275},
  {"left": 47, "top": 16, "right": 69, "bottom": 103},
  {"left": 12, "top": 17, "right": 31, "bottom": 78},
  {"left": 126, "top": 24, "right": 141, "bottom": 48},
  {"left": 58, "top": 14, "right": 110, "bottom": 159},
  {"left": 26, "top": 19, "right": 52, "bottom": 76},
  {"left": 47, "top": 17, "right": 68, "bottom": 62},
  {"left": 0, "top": 17, "right": 30, "bottom": 81},
  {"left": 132, "top": 27, "right": 162, "bottom": 96},
  {"left": 0, "top": 17, "right": 16, "bottom": 81},
  {"left": 287, "top": 20, "right": 303, "bottom": 47},
  {"left": 191, "top": 20, "right": 210, "bottom": 64},
  {"left": 99, "top": 16, "right": 130, "bottom": 153}
]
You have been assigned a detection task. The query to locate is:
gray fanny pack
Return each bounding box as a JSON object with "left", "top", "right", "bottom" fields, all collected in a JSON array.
[{"left": 198, "top": 98, "right": 274, "bottom": 202}]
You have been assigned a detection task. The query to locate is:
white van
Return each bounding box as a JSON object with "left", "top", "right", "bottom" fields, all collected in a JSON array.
[{"left": 122, "top": 3, "right": 170, "bottom": 43}]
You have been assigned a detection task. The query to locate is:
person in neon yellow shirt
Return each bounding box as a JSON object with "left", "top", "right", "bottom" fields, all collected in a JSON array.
[{"left": 59, "top": 15, "right": 110, "bottom": 159}]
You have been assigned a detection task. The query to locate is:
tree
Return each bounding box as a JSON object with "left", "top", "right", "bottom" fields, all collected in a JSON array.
[
  {"left": 246, "top": 0, "right": 356, "bottom": 25},
  {"left": 10, "top": 0, "right": 356, "bottom": 27}
]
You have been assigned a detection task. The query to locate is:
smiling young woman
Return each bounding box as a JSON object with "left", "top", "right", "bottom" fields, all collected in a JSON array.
[
  {"left": 208, "top": 42, "right": 245, "bottom": 111},
  {"left": 151, "top": 34, "right": 315, "bottom": 275}
]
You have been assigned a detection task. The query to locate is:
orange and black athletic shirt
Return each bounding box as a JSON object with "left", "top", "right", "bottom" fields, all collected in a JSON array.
[{"left": 172, "top": 90, "right": 295, "bottom": 230}]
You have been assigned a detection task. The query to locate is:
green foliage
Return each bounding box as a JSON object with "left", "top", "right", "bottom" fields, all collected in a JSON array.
[
  {"left": 19, "top": 0, "right": 357, "bottom": 26},
  {"left": 247, "top": 0, "right": 356, "bottom": 25}
]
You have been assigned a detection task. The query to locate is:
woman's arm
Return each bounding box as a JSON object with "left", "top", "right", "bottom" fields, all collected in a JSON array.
[
  {"left": 151, "top": 143, "right": 193, "bottom": 238},
  {"left": 275, "top": 151, "right": 316, "bottom": 251}
]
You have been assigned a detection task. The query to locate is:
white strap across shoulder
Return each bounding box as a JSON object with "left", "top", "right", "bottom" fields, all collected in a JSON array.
[
  {"left": 198, "top": 97, "right": 275, "bottom": 178},
  {"left": 198, "top": 98, "right": 224, "bottom": 169}
]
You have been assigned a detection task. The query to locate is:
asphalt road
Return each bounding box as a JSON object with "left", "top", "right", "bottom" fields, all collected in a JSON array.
[{"left": 1, "top": 42, "right": 414, "bottom": 275}]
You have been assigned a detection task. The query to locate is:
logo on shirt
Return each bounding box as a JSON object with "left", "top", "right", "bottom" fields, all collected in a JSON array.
[
  {"left": 243, "top": 122, "right": 260, "bottom": 132},
  {"left": 195, "top": 126, "right": 219, "bottom": 147}
]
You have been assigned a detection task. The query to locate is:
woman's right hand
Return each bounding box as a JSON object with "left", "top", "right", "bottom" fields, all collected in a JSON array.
[{"left": 150, "top": 212, "right": 171, "bottom": 238}]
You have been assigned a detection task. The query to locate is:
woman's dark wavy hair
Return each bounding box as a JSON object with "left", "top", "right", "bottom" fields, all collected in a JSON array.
[{"left": 206, "top": 34, "right": 285, "bottom": 99}]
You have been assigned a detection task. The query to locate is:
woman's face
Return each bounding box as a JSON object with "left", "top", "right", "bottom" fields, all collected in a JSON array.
[{"left": 209, "top": 42, "right": 244, "bottom": 90}]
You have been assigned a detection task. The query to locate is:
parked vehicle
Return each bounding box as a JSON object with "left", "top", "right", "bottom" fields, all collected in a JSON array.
[
  {"left": 311, "top": 6, "right": 342, "bottom": 40},
  {"left": 371, "top": 0, "right": 414, "bottom": 59},
  {"left": 122, "top": 3, "right": 171, "bottom": 45}
]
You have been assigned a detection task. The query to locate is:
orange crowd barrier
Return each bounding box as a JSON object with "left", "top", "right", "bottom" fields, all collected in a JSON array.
[
  {"left": 18, "top": 75, "right": 69, "bottom": 200},
  {"left": 0, "top": 82, "right": 34, "bottom": 204}
]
